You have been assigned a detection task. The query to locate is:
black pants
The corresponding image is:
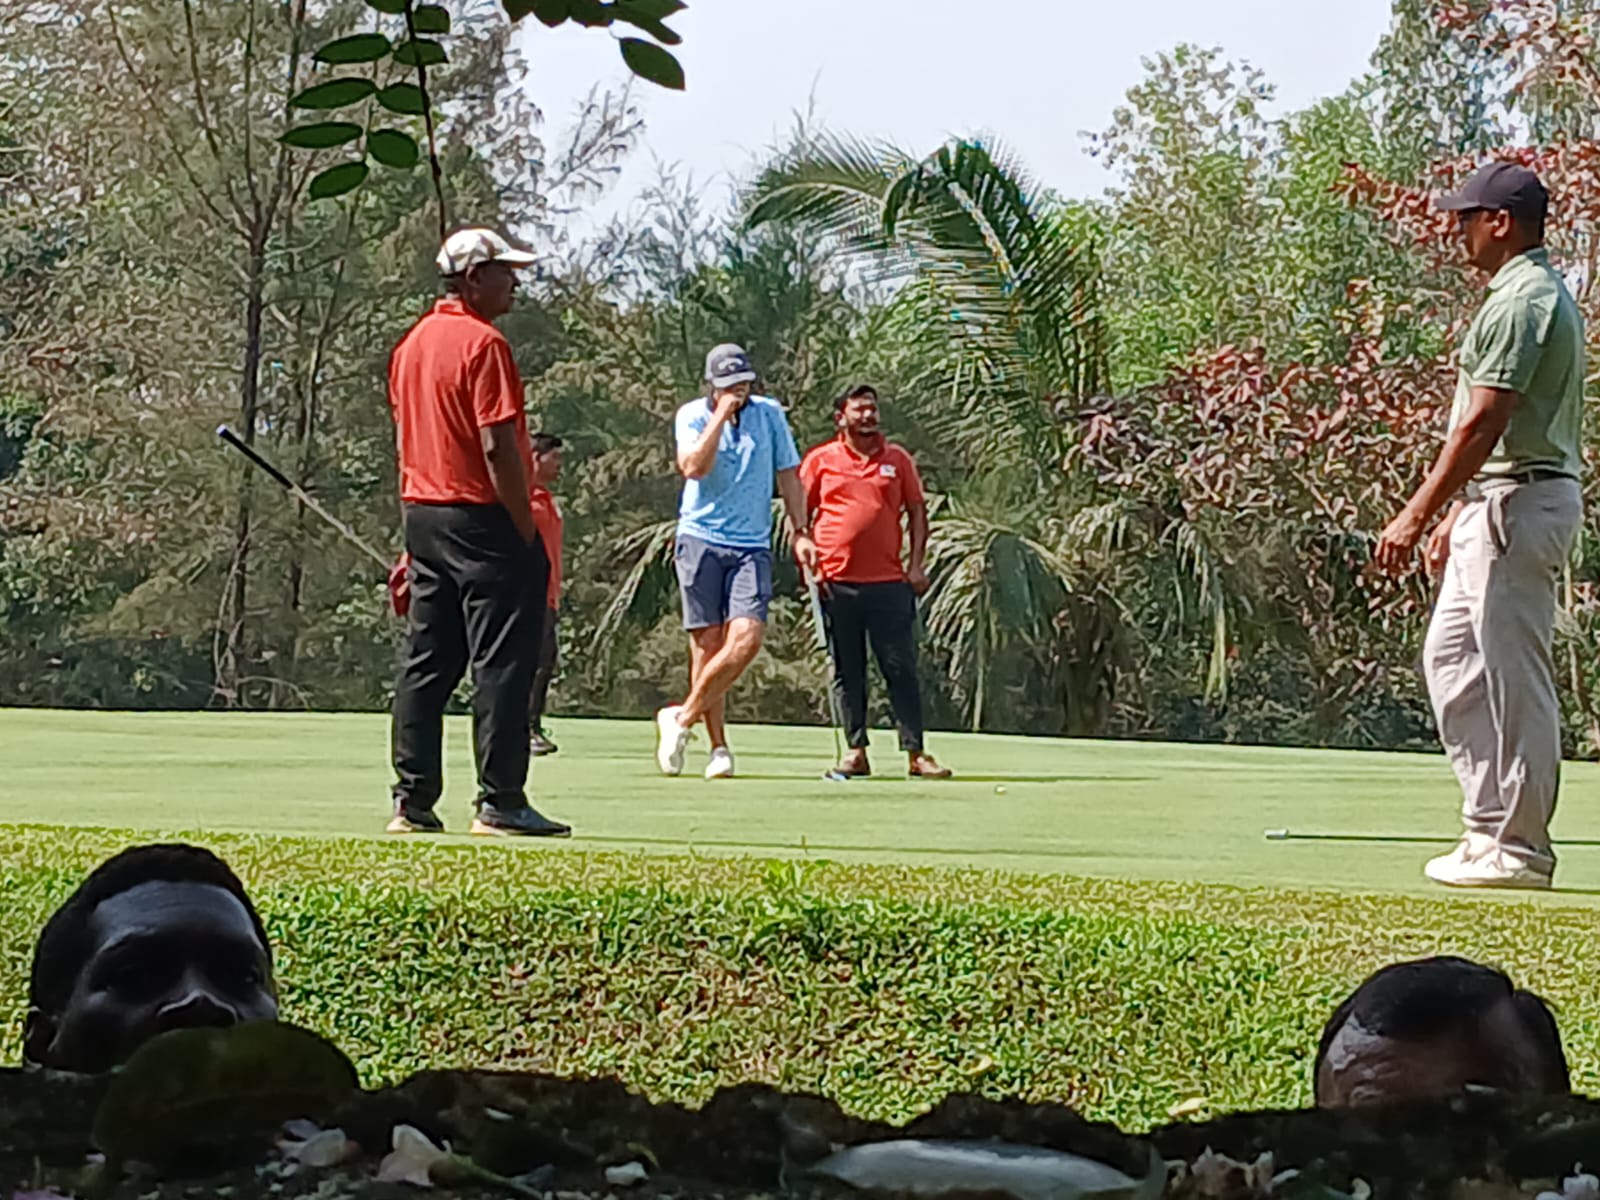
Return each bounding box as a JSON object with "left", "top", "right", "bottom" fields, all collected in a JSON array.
[
  {"left": 528, "top": 607, "right": 558, "bottom": 732},
  {"left": 822, "top": 580, "right": 925, "bottom": 752},
  {"left": 391, "top": 503, "right": 549, "bottom": 813}
]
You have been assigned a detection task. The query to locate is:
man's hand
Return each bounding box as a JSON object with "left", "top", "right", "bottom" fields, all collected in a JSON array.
[
  {"left": 793, "top": 532, "right": 818, "bottom": 574},
  {"left": 714, "top": 389, "right": 744, "bottom": 420},
  {"left": 1374, "top": 505, "right": 1428, "bottom": 576},
  {"left": 907, "top": 565, "right": 931, "bottom": 597},
  {"left": 1424, "top": 503, "right": 1463, "bottom": 579}
]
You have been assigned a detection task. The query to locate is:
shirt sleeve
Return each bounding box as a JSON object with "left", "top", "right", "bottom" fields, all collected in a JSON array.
[
  {"left": 771, "top": 405, "right": 802, "bottom": 472},
  {"left": 1467, "top": 294, "right": 1548, "bottom": 394},
  {"left": 898, "top": 448, "right": 926, "bottom": 507},
  {"left": 674, "top": 403, "right": 705, "bottom": 453},
  {"left": 800, "top": 448, "right": 822, "bottom": 515},
  {"left": 470, "top": 337, "right": 524, "bottom": 428}
]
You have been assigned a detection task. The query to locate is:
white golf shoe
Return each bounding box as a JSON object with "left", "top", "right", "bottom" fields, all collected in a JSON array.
[
  {"left": 655, "top": 706, "right": 690, "bottom": 776},
  {"left": 705, "top": 747, "right": 735, "bottom": 780},
  {"left": 1424, "top": 835, "right": 1552, "bottom": 890}
]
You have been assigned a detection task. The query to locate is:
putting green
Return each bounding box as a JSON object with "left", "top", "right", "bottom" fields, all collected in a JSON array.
[{"left": 8, "top": 707, "right": 1600, "bottom": 899}]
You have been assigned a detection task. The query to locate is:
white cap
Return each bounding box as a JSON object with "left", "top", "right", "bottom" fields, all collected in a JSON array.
[{"left": 436, "top": 228, "right": 537, "bottom": 275}]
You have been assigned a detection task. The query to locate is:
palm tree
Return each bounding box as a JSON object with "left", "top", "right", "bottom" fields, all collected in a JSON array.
[{"left": 745, "top": 133, "right": 1108, "bottom": 477}]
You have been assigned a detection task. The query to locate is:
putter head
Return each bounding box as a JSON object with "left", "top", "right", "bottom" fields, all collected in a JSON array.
[{"left": 822, "top": 768, "right": 851, "bottom": 782}]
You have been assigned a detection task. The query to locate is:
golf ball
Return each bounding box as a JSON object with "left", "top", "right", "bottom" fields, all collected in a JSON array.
[{"left": 995, "top": 786, "right": 1007, "bottom": 795}]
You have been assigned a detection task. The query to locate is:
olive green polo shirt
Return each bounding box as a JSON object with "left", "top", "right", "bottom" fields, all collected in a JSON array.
[{"left": 1450, "top": 247, "right": 1585, "bottom": 479}]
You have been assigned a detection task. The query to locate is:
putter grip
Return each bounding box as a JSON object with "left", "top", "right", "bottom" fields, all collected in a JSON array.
[{"left": 217, "top": 425, "right": 294, "bottom": 491}]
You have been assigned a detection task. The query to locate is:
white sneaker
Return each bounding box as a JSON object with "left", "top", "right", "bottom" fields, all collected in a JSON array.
[
  {"left": 1425, "top": 840, "right": 1552, "bottom": 890},
  {"left": 705, "top": 747, "right": 735, "bottom": 780},
  {"left": 655, "top": 706, "right": 690, "bottom": 776}
]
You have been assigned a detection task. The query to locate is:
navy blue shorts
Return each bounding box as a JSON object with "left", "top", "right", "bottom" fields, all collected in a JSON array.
[{"left": 675, "top": 534, "right": 772, "bottom": 630}]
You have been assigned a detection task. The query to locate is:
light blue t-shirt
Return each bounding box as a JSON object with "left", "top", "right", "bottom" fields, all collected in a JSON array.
[{"left": 674, "top": 395, "right": 801, "bottom": 549}]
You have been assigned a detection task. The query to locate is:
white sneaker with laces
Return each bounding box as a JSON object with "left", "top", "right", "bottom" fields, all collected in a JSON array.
[
  {"left": 705, "top": 747, "right": 735, "bottom": 780},
  {"left": 655, "top": 706, "right": 691, "bottom": 776},
  {"left": 1424, "top": 838, "right": 1552, "bottom": 890}
]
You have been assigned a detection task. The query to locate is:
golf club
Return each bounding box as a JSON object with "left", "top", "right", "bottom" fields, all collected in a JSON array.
[
  {"left": 1265, "top": 828, "right": 1600, "bottom": 847},
  {"left": 805, "top": 573, "right": 851, "bottom": 782},
  {"left": 217, "top": 425, "right": 393, "bottom": 571}
]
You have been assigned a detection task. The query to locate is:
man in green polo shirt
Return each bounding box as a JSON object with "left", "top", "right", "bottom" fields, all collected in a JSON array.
[{"left": 1375, "top": 163, "right": 1585, "bottom": 890}]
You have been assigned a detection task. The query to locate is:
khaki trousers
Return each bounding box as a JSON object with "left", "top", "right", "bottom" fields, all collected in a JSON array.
[{"left": 1422, "top": 476, "right": 1582, "bottom": 870}]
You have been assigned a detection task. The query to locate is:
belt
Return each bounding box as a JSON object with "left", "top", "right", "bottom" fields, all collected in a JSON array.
[
  {"left": 1466, "top": 468, "right": 1576, "bottom": 500},
  {"left": 1498, "top": 467, "right": 1576, "bottom": 484}
]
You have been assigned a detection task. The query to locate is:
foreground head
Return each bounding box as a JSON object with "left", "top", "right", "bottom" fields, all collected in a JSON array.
[
  {"left": 704, "top": 343, "right": 756, "bottom": 408},
  {"left": 834, "top": 384, "right": 881, "bottom": 440},
  {"left": 437, "top": 227, "right": 537, "bottom": 321},
  {"left": 1437, "top": 162, "right": 1548, "bottom": 274},
  {"left": 531, "top": 432, "right": 564, "bottom": 486},
  {"left": 25, "top": 844, "right": 277, "bottom": 1073},
  {"left": 1314, "top": 955, "right": 1568, "bottom": 1109}
]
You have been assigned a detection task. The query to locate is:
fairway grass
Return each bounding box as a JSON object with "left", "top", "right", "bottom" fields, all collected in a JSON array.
[
  {"left": 9, "top": 707, "right": 1600, "bottom": 894},
  {"left": 5, "top": 709, "right": 1599, "bottom": 1129}
]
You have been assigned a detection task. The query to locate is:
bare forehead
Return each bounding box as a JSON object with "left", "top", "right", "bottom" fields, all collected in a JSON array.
[{"left": 86, "top": 880, "right": 260, "bottom": 948}]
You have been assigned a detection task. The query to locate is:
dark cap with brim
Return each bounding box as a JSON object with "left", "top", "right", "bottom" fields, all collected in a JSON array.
[
  {"left": 705, "top": 343, "right": 757, "bottom": 389},
  {"left": 1436, "top": 162, "right": 1549, "bottom": 219}
]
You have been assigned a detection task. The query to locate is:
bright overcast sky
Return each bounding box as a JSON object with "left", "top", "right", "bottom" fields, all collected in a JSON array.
[{"left": 513, "top": 0, "right": 1395, "bottom": 225}]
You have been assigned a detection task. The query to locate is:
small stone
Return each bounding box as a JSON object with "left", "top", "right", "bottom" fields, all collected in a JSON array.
[{"left": 605, "top": 1162, "right": 649, "bottom": 1188}]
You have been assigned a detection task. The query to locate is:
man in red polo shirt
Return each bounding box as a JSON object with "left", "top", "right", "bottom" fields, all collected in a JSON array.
[
  {"left": 386, "top": 227, "right": 570, "bottom": 838},
  {"left": 527, "top": 432, "right": 564, "bottom": 756},
  {"left": 800, "top": 385, "right": 952, "bottom": 779}
]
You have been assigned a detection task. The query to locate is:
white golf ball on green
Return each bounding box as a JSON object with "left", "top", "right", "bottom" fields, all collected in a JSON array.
[{"left": 994, "top": 785, "right": 1007, "bottom": 795}]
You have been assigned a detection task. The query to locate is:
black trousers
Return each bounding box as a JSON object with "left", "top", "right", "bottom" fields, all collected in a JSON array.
[
  {"left": 528, "top": 606, "right": 558, "bottom": 732},
  {"left": 391, "top": 503, "right": 549, "bottom": 813},
  {"left": 821, "top": 580, "right": 925, "bottom": 752}
]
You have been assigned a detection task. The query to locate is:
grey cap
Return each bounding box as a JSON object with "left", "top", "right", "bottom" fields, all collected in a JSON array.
[
  {"left": 1436, "top": 162, "right": 1549, "bottom": 220},
  {"left": 705, "top": 343, "right": 757, "bottom": 389}
]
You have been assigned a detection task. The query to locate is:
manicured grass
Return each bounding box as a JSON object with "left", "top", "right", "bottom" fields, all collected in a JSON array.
[
  {"left": 1, "top": 827, "right": 1599, "bottom": 1133},
  {"left": 11, "top": 707, "right": 1600, "bottom": 894},
  {"left": 6, "top": 709, "right": 1600, "bottom": 1131}
]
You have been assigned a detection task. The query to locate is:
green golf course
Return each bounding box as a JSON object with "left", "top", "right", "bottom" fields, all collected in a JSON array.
[
  {"left": 7, "top": 707, "right": 1600, "bottom": 894},
  {"left": 5, "top": 708, "right": 1599, "bottom": 1129}
]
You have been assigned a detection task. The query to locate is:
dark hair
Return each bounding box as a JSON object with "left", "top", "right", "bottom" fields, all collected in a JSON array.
[
  {"left": 834, "top": 384, "right": 879, "bottom": 416},
  {"left": 29, "top": 844, "right": 271, "bottom": 1018},
  {"left": 1314, "top": 955, "right": 1569, "bottom": 1090},
  {"left": 531, "top": 432, "right": 563, "bottom": 455}
]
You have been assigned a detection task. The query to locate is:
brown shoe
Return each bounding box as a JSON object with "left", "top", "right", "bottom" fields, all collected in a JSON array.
[
  {"left": 837, "top": 748, "right": 872, "bottom": 777},
  {"left": 909, "top": 753, "right": 952, "bottom": 780}
]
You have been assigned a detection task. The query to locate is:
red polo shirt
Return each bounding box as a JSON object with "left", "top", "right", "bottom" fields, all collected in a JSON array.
[
  {"left": 800, "top": 437, "right": 926, "bottom": 583},
  {"left": 388, "top": 298, "right": 532, "bottom": 505},
  {"left": 529, "top": 484, "right": 562, "bottom": 609}
]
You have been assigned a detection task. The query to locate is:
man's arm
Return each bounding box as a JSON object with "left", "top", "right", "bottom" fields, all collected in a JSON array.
[
  {"left": 1374, "top": 385, "right": 1520, "bottom": 573},
  {"left": 906, "top": 501, "right": 931, "bottom": 595},
  {"left": 482, "top": 422, "right": 537, "bottom": 544},
  {"left": 777, "top": 466, "right": 817, "bottom": 572},
  {"left": 677, "top": 395, "right": 739, "bottom": 479}
]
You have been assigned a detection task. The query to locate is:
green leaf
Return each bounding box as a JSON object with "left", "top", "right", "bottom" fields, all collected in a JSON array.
[
  {"left": 289, "top": 78, "right": 378, "bottom": 110},
  {"left": 93, "top": 1022, "right": 358, "bottom": 1170},
  {"left": 308, "top": 160, "right": 371, "bottom": 199},
  {"left": 411, "top": 3, "right": 451, "bottom": 32},
  {"left": 505, "top": 0, "right": 570, "bottom": 23},
  {"left": 312, "top": 33, "right": 392, "bottom": 64},
  {"left": 393, "top": 38, "right": 448, "bottom": 67},
  {"left": 367, "top": 128, "right": 420, "bottom": 169},
  {"left": 568, "top": 0, "right": 611, "bottom": 26},
  {"left": 279, "top": 121, "right": 364, "bottom": 149},
  {"left": 375, "top": 82, "right": 426, "bottom": 114},
  {"left": 615, "top": 0, "right": 685, "bottom": 18},
  {"left": 366, "top": 0, "right": 407, "bottom": 12},
  {"left": 619, "top": 37, "right": 684, "bottom": 89}
]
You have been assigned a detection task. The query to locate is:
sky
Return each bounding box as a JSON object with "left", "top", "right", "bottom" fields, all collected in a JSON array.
[{"left": 512, "top": 0, "right": 1396, "bottom": 229}]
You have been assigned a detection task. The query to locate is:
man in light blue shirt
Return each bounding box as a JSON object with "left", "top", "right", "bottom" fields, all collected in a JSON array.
[{"left": 656, "top": 344, "right": 817, "bottom": 779}]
